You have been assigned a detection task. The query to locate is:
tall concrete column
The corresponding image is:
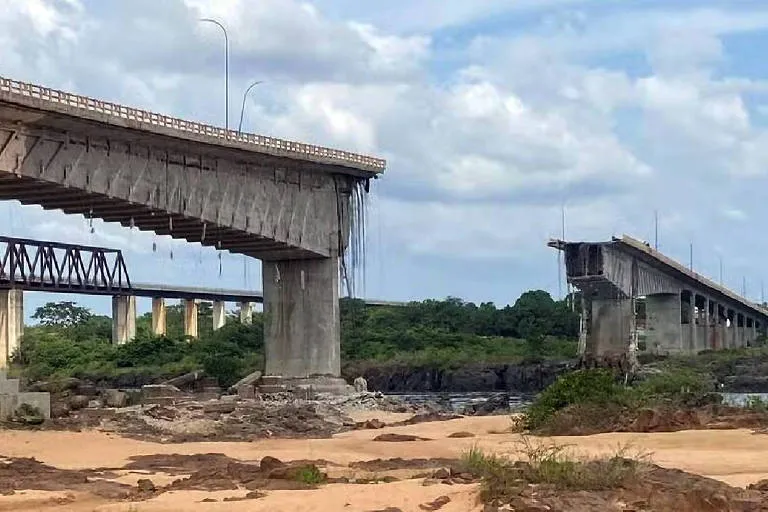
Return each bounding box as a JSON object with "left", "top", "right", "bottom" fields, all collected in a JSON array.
[
  {"left": 263, "top": 257, "right": 340, "bottom": 378},
  {"left": 586, "top": 298, "right": 632, "bottom": 358},
  {"left": 645, "top": 293, "right": 683, "bottom": 354},
  {"left": 111, "top": 295, "right": 136, "bottom": 345},
  {"left": 703, "top": 298, "right": 710, "bottom": 351},
  {"left": 687, "top": 293, "right": 696, "bottom": 354},
  {"left": 151, "top": 297, "right": 166, "bottom": 336},
  {"left": 213, "top": 301, "right": 226, "bottom": 331},
  {"left": 183, "top": 299, "right": 199, "bottom": 338},
  {"left": 239, "top": 301, "right": 253, "bottom": 325},
  {"left": 0, "top": 289, "right": 23, "bottom": 368}
]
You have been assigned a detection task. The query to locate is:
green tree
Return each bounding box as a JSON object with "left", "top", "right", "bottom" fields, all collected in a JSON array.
[{"left": 32, "top": 301, "right": 92, "bottom": 327}]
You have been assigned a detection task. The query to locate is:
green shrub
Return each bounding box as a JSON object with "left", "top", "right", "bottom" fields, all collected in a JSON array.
[
  {"left": 295, "top": 465, "right": 326, "bottom": 485},
  {"left": 524, "top": 369, "right": 624, "bottom": 430}
]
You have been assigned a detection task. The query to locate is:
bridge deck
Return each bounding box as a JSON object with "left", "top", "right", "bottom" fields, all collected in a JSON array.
[{"left": 0, "top": 76, "right": 384, "bottom": 176}]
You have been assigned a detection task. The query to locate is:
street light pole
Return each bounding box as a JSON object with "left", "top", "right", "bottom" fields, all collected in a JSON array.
[
  {"left": 200, "top": 18, "right": 229, "bottom": 136},
  {"left": 238, "top": 80, "right": 264, "bottom": 133}
]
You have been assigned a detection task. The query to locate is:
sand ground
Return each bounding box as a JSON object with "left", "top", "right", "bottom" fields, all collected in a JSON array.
[{"left": 3, "top": 412, "right": 768, "bottom": 511}]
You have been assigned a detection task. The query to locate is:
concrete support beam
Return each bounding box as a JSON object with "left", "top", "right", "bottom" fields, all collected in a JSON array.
[
  {"left": 586, "top": 298, "right": 632, "bottom": 358},
  {"left": 0, "top": 289, "right": 23, "bottom": 368},
  {"left": 213, "top": 301, "right": 226, "bottom": 331},
  {"left": 239, "top": 302, "right": 253, "bottom": 325},
  {"left": 151, "top": 297, "right": 166, "bottom": 336},
  {"left": 646, "top": 293, "right": 683, "bottom": 354},
  {"left": 183, "top": 299, "right": 199, "bottom": 338},
  {"left": 263, "top": 256, "right": 340, "bottom": 378},
  {"left": 687, "top": 292, "right": 696, "bottom": 354},
  {"left": 111, "top": 295, "right": 136, "bottom": 345},
  {"left": 703, "top": 297, "right": 711, "bottom": 351}
]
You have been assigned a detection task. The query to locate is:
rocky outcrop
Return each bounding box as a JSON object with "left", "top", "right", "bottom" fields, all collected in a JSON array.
[{"left": 348, "top": 361, "right": 575, "bottom": 393}]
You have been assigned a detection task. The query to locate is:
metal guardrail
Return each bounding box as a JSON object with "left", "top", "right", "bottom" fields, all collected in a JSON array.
[{"left": 0, "top": 76, "right": 386, "bottom": 172}]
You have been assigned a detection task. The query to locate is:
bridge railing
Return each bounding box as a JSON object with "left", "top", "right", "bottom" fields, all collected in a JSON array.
[
  {"left": 0, "top": 76, "right": 385, "bottom": 172},
  {"left": 0, "top": 236, "right": 131, "bottom": 292}
]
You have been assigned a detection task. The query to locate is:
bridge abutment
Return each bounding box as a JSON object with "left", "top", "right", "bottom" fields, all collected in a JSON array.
[
  {"left": 263, "top": 256, "right": 341, "bottom": 380},
  {"left": 0, "top": 289, "right": 23, "bottom": 368},
  {"left": 111, "top": 295, "right": 136, "bottom": 344}
]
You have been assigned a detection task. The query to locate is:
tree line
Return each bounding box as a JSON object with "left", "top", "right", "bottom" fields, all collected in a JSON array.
[{"left": 14, "top": 290, "right": 578, "bottom": 386}]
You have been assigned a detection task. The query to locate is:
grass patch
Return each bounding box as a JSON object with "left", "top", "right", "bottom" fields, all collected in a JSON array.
[{"left": 462, "top": 438, "right": 649, "bottom": 503}]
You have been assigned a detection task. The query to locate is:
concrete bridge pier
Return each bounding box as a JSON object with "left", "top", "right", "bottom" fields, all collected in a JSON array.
[
  {"left": 239, "top": 302, "right": 253, "bottom": 325},
  {"left": 112, "top": 295, "right": 136, "bottom": 344},
  {"left": 0, "top": 289, "right": 23, "bottom": 367},
  {"left": 213, "top": 301, "right": 226, "bottom": 331},
  {"left": 646, "top": 293, "right": 683, "bottom": 354},
  {"left": 151, "top": 297, "right": 166, "bottom": 336},
  {"left": 183, "top": 299, "right": 198, "bottom": 338},
  {"left": 262, "top": 256, "right": 344, "bottom": 389},
  {"left": 586, "top": 298, "right": 632, "bottom": 358}
]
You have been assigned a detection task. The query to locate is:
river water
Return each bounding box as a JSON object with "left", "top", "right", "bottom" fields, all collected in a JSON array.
[{"left": 387, "top": 392, "right": 768, "bottom": 413}]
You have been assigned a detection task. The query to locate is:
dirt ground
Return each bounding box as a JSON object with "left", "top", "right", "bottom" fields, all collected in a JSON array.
[{"left": 3, "top": 412, "right": 768, "bottom": 511}]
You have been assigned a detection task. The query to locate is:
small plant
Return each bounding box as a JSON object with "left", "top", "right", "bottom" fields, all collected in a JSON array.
[
  {"left": 745, "top": 395, "right": 768, "bottom": 413},
  {"left": 461, "top": 438, "right": 649, "bottom": 503},
  {"left": 295, "top": 465, "right": 326, "bottom": 485}
]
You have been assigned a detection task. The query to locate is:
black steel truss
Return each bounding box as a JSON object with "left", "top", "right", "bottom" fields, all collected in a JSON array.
[{"left": 0, "top": 236, "right": 131, "bottom": 293}]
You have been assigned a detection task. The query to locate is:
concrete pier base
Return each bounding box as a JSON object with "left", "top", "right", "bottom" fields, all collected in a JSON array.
[
  {"left": 586, "top": 298, "right": 631, "bottom": 358},
  {"left": 213, "top": 301, "right": 226, "bottom": 331},
  {"left": 111, "top": 295, "right": 136, "bottom": 345},
  {"left": 646, "top": 293, "right": 683, "bottom": 354},
  {"left": 263, "top": 256, "right": 340, "bottom": 378},
  {"left": 0, "top": 289, "right": 23, "bottom": 367},
  {"left": 151, "top": 297, "right": 166, "bottom": 336},
  {"left": 183, "top": 299, "right": 198, "bottom": 338}
]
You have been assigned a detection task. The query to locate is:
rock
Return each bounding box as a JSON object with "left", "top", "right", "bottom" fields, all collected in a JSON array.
[
  {"left": 227, "top": 370, "right": 263, "bottom": 394},
  {"left": 260, "top": 456, "right": 284, "bottom": 473},
  {"left": 508, "top": 497, "right": 551, "bottom": 511},
  {"left": 447, "top": 431, "right": 475, "bottom": 438},
  {"left": 236, "top": 384, "right": 256, "bottom": 399},
  {"left": 88, "top": 399, "right": 102, "bottom": 409},
  {"left": 142, "top": 384, "right": 183, "bottom": 399},
  {"left": 464, "top": 393, "right": 510, "bottom": 416},
  {"left": 67, "top": 395, "right": 90, "bottom": 411},
  {"left": 103, "top": 389, "right": 128, "bottom": 408},
  {"left": 203, "top": 401, "right": 236, "bottom": 414},
  {"left": 419, "top": 496, "right": 451, "bottom": 511},
  {"left": 14, "top": 403, "right": 45, "bottom": 425},
  {"left": 373, "top": 433, "right": 431, "bottom": 442},
  {"left": 51, "top": 402, "right": 70, "bottom": 418},
  {"left": 748, "top": 479, "right": 768, "bottom": 491},
  {"left": 201, "top": 498, "right": 217, "bottom": 502},
  {"left": 358, "top": 418, "right": 386, "bottom": 429},
  {"left": 432, "top": 468, "right": 450, "bottom": 479},
  {"left": 354, "top": 376, "right": 368, "bottom": 393},
  {"left": 136, "top": 478, "right": 156, "bottom": 492}
]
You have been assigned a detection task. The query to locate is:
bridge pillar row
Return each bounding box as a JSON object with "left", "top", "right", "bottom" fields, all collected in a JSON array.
[
  {"left": 151, "top": 298, "right": 166, "bottom": 336},
  {"left": 213, "top": 301, "right": 226, "bottom": 331},
  {"left": 0, "top": 289, "right": 23, "bottom": 368},
  {"left": 112, "top": 295, "right": 136, "bottom": 345},
  {"left": 263, "top": 256, "right": 341, "bottom": 379},
  {"left": 239, "top": 302, "right": 253, "bottom": 325},
  {"left": 183, "top": 299, "right": 198, "bottom": 338}
]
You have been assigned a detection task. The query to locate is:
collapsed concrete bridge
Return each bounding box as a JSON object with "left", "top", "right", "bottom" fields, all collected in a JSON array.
[
  {"left": 549, "top": 235, "right": 768, "bottom": 359},
  {"left": 0, "top": 76, "right": 385, "bottom": 387}
]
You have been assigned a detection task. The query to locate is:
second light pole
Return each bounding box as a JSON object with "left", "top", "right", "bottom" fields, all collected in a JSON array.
[
  {"left": 200, "top": 17, "right": 229, "bottom": 136},
  {"left": 238, "top": 80, "right": 264, "bottom": 133}
]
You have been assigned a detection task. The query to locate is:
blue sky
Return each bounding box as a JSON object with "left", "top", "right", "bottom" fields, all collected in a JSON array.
[{"left": 4, "top": 0, "right": 768, "bottom": 317}]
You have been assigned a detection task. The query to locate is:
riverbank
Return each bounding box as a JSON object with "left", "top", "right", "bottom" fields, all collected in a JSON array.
[{"left": 4, "top": 413, "right": 768, "bottom": 511}]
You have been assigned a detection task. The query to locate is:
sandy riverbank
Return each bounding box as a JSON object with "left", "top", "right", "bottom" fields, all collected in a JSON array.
[{"left": 2, "top": 412, "right": 768, "bottom": 511}]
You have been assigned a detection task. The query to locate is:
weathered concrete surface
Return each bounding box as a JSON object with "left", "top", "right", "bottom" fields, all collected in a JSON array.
[
  {"left": 212, "top": 301, "right": 226, "bottom": 331},
  {"left": 183, "top": 299, "right": 198, "bottom": 338},
  {"left": 588, "top": 298, "right": 632, "bottom": 358},
  {"left": 151, "top": 297, "right": 166, "bottom": 336},
  {"left": 0, "top": 373, "right": 51, "bottom": 420},
  {"left": 646, "top": 294, "right": 682, "bottom": 354},
  {"left": 111, "top": 295, "right": 136, "bottom": 345},
  {"left": 239, "top": 301, "right": 253, "bottom": 325},
  {"left": 0, "top": 289, "right": 22, "bottom": 368},
  {"left": 263, "top": 257, "right": 340, "bottom": 378}
]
